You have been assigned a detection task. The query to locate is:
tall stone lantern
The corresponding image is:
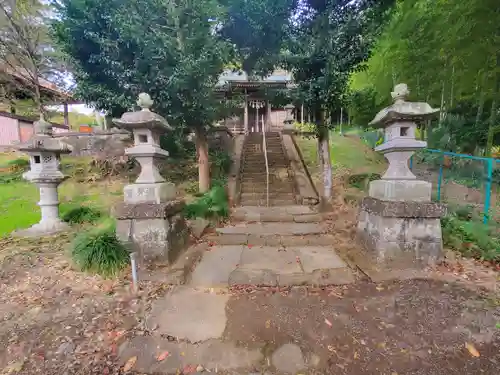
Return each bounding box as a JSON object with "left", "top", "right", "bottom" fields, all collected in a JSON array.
[
  {"left": 113, "top": 93, "right": 188, "bottom": 264},
  {"left": 357, "top": 84, "right": 447, "bottom": 265},
  {"left": 283, "top": 103, "right": 295, "bottom": 132},
  {"left": 14, "top": 116, "right": 72, "bottom": 236}
]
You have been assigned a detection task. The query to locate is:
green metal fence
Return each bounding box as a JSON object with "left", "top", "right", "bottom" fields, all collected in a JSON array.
[{"left": 410, "top": 150, "right": 500, "bottom": 224}]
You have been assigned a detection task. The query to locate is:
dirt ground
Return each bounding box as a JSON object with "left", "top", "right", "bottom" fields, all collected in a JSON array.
[
  {"left": 225, "top": 280, "right": 500, "bottom": 375},
  {"left": 0, "top": 191, "right": 499, "bottom": 374},
  {"left": 0, "top": 232, "right": 498, "bottom": 374}
]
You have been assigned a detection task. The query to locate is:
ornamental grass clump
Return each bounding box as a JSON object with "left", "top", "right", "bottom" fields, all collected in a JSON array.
[{"left": 71, "top": 220, "right": 129, "bottom": 277}]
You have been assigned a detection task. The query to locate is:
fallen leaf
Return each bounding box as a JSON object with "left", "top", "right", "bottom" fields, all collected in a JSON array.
[
  {"left": 354, "top": 351, "right": 360, "bottom": 359},
  {"left": 182, "top": 364, "right": 197, "bottom": 373},
  {"left": 157, "top": 351, "right": 170, "bottom": 361},
  {"left": 375, "top": 286, "right": 384, "bottom": 291},
  {"left": 265, "top": 320, "right": 271, "bottom": 329},
  {"left": 324, "top": 318, "right": 332, "bottom": 327},
  {"left": 466, "top": 342, "right": 480, "bottom": 357},
  {"left": 3, "top": 360, "right": 24, "bottom": 374},
  {"left": 123, "top": 356, "right": 137, "bottom": 372},
  {"left": 496, "top": 322, "right": 500, "bottom": 329}
]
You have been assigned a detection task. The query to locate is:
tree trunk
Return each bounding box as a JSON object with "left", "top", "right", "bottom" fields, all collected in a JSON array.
[
  {"left": 486, "top": 98, "right": 497, "bottom": 158},
  {"left": 195, "top": 128, "right": 210, "bottom": 193},
  {"left": 317, "top": 110, "right": 332, "bottom": 201}
]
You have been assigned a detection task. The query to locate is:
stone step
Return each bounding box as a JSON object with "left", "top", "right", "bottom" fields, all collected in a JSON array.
[
  {"left": 189, "top": 245, "right": 355, "bottom": 288},
  {"left": 206, "top": 232, "right": 339, "bottom": 247},
  {"left": 239, "top": 199, "right": 296, "bottom": 206},
  {"left": 240, "top": 193, "right": 295, "bottom": 200},
  {"left": 232, "top": 205, "right": 321, "bottom": 222},
  {"left": 219, "top": 222, "right": 325, "bottom": 236},
  {"left": 241, "top": 188, "right": 294, "bottom": 195}
]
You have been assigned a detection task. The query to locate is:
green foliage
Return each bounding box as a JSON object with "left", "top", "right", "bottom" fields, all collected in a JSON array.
[
  {"left": 350, "top": 0, "right": 500, "bottom": 154},
  {"left": 0, "top": 157, "right": 29, "bottom": 184},
  {"left": 347, "top": 172, "right": 381, "bottom": 190},
  {"left": 62, "top": 206, "right": 103, "bottom": 224},
  {"left": 209, "top": 149, "right": 231, "bottom": 179},
  {"left": 71, "top": 220, "right": 129, "bottom": 277},
  {"left": 6, "top": 158, "right": 30, "bottom": 170},
  {"left": 285, "top": 0, "right": 395, "bottom": 129},
  {"left": 54, "top": 0, "right": 237, "bottom": 126},
  {"left": 347, "top": 87, "right": 378, "bottom": 127},
  {"left": 184, "top": 185, "right": 229, "bottom": 219},
  {"left": 442, "top": 215, "right": 500, "bottom": 263},
  {"left": 294, "top": 122, "right": 316, "bottom": 133},
  {"left": 219, "top": 0, "right": 296, "bottom": 74}
]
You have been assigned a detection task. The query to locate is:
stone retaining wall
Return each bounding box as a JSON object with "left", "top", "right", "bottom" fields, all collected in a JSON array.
[{"left": 52, "top": 129, "right": 132, "bottom": 158}]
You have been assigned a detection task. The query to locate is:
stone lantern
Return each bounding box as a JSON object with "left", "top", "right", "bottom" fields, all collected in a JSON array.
[
  {"left": 14, "top": 116, "right": 72, "bottom": 236},
  {"left": 357, "top": 84, "right": 447, "bottom": 266},
  {"left": 113, "top": 93, "right": 188, "bottom": 263},
  {"left": 283, "top": 103, "right": 295, "bottom": 132}
]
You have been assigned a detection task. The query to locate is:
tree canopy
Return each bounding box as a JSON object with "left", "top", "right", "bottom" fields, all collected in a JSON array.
[{"left": 348, "top": 0, "right": 500, "bottom": 153}]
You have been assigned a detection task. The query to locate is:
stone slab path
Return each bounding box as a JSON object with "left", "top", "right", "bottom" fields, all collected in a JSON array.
[
  {"left": 189, "top": 245, "right": 355, "bottom": 287},
  {"left": 118, "top": 279, "right": 500, "bottom": 374}
]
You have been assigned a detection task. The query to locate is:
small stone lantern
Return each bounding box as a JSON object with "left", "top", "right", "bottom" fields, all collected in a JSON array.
[
  {"left": 113, "top": 93, "right": 188, "bottom": 263},
  {"left": 14, "top": 116, "right": 72, "bottom": 236},
  {"left": 283, "top": 103, "right": 295, "bottom": 132},
  {"left": 357, "top": 84, "right": 447, "bottom": 265}
]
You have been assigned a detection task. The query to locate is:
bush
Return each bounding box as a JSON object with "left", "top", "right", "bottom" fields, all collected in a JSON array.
[
  {"left": 7, "top": 158, "right": 30, "bottom": 170},
  {"left": 184, "top": 185, "right": 229, "bottom": 219},
  {"left": 347, "top": 172, "right": 381, "bottom": 190},
  {"left": 442, "top": 215, "right": 500, "bottom": 263},
  {"left": 71, "top": 221, "right": 129, "bottom": 277},
  {"left": 62, "top": 206, "right": 103, "bottom": 224},
  {"left": 210, "top": 149, "right": 231, "bottom": 178}
]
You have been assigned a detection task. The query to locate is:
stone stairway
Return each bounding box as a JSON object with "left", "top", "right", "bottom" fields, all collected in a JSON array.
[
  {"left": 239, "top": 132, "right": 296, "bottom": 206},
  {"left": 192, "top": 205, "right": 356, "bottom": 287}
]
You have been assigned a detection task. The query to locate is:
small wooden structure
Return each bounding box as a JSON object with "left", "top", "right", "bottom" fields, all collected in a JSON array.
[{"left": 216, "top": 69, "right": 300, "bottom": 134}]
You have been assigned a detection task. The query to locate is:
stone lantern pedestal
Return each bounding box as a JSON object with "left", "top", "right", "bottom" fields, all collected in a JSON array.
[
  {"left": 357, "top": 84, "right": 447, "bottom": 265},
  {"left": 113, "top": 93, "right": 188, "bottom": 264},
  {"left": 14, "top": 116, "right": 72, "bottom": 237}
]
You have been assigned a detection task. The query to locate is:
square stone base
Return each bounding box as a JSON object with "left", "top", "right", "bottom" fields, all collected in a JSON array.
[
  {"left": 357, "top": 197, "right": 447, "bottom": 266},
  {"left": 115, "top": 201, "right": 189, "bottom": 264},
  {"left": 124, "top": 182, "right": 177, "bottom": 204},
  {"left": 369, "top": 179, "right": 431, "bottom": 202}
]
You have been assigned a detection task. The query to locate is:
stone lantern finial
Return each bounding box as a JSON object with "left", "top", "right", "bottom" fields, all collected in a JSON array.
[
  {"left": 391, "top": 83, "right": 410, "bottom": 103},
  {"left": 33, "top": 114, "right": 53, "bottom": 136},
  {"left": 137, "top": 92, "right": 153, "bottom": 111}
]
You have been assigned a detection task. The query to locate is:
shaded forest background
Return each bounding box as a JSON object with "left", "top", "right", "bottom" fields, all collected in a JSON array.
[{"left": 348, "top": 0, "right": 500, "bottom": 156}]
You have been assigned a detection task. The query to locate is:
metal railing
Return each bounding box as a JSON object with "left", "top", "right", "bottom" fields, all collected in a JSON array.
[
  {"left": 262, "top": 115, "right": 270, "bottom": 207},
  {"left": 410, "top": 149, "right": 500, "bottom": 224}
]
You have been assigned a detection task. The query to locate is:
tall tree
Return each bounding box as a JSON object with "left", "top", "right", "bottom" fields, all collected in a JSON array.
[
  {"left": 54, "top": 0, "right": 236, "bottom": 192},
  {"left": 285, "top": 0, "right": 394, "bottom": 201},
  {"left": 0, "top": 0, "right": 61, "bottom": 115}
]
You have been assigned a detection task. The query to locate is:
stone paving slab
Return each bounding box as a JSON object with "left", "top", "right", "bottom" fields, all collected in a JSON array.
[
  {"left": 190, "top": 245, "right": 244, "bottom": 287},
  {"left": 217, "top": 222, "right": 326, "bottom": 236},
  {"left": 146, "top": 287, "right": 229, "bottom": 343},
  {"left": 119, "top": 337, "right": 263, "bottom": 374},
  {"left": 239, "top": 246, "right": 301, "bottom": 274},
  {"left": 292, "top": 246, "right": 348, "bottom": 272}
]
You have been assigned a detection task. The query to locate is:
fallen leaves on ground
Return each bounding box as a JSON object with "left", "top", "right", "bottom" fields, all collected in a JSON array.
[
  {"left": 123, "top": 356, "right": 137, "bottom": 372},
  {"left": 465, "top": 342, "right": 480, "bottom": 357},
  {"left": 157, "top": 351, "right": 170, "bottom": 361},
  {"left": 324, "top": 318, "right": 332, "bottom": 327}
]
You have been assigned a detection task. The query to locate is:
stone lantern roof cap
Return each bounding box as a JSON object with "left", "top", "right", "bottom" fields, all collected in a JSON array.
[
  {"left": 369, "top": 84, "right": 440, "bottom": 127},
  {"left": 18, "top": 115, "right": 72, "bottom": 153},
  {"left": 112, "top": 93, "right": 172, "bottom": 131}
]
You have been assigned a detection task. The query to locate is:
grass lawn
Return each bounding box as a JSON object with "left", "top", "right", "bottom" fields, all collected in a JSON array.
[
  {"left": 296, "top": 132, "right": 386, "bottom": 175},
  {"left": 0, "top": 153, "right": 126, "bottom": 237}
]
